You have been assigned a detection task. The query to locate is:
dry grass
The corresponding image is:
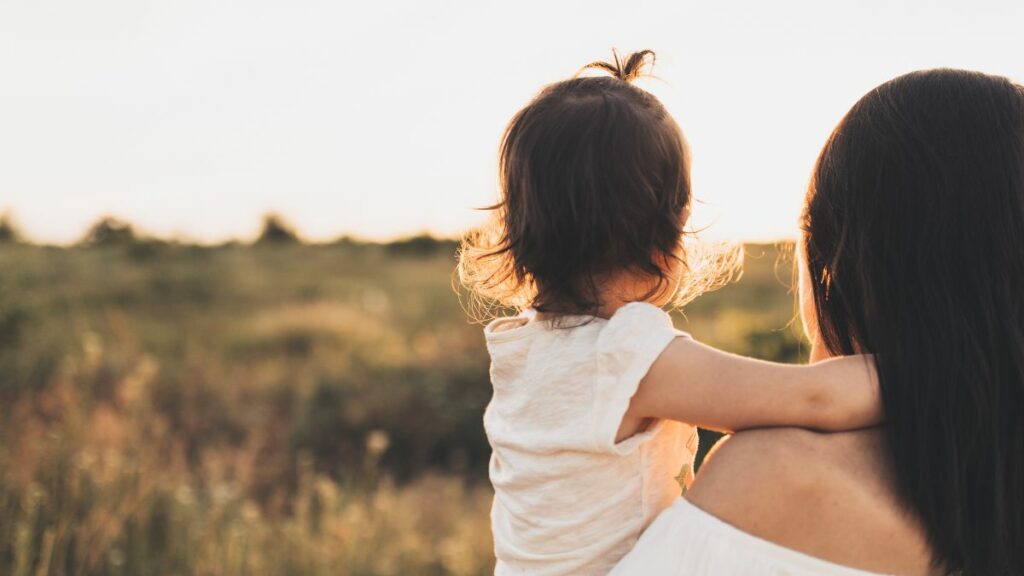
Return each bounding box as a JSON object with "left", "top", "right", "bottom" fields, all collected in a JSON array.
[{"left": 2, "top": 347, "right": 494, "bottom": 576}]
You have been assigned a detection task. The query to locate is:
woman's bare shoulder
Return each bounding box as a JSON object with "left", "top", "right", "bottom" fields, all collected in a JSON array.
[
  {"left": 686, "top": 428, "right": 935, "bottom": 575},
  {"left": 686, "top": 428, "right": 842, "bottom": 538}
]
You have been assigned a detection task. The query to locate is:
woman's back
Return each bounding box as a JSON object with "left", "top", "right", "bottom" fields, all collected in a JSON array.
[
  {"left": 795, "top": 69, "right": 1024, "bottom": 573},
  {"left": 614, "top": 428, "right": 937, "bottom": 575}
]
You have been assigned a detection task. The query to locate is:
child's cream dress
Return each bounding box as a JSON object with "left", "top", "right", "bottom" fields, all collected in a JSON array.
[{"left": 483, "top": 303, "right": 698, "bottom": 575}]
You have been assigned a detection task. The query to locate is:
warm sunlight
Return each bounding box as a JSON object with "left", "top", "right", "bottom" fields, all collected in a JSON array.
[
  {"left": 2, "top": 1, "right": 1023, "bottom": 243},
  {"left": 4, "top": 2, "right": 1023, "bottom": 574}
]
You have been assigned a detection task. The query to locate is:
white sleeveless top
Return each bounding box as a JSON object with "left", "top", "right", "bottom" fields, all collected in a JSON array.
[
  {"left": 483, "top": 303, "right": 698, "bottom": 575},
  {"left": 611, "top": 498, "right": 892, "bottom": 575}
]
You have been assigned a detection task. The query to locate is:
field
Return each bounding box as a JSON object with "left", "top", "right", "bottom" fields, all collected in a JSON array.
[{"left": 0, "top": 230, "right": 805, "bottom": 575}]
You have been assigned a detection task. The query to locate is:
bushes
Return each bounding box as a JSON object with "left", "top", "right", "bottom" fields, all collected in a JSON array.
[
  {"left": 256, "top": 214, "right": 301, "bottom": 245},
  {"left": 80, "top": 217, "right": 137, "bottom": 247},
  {"left": 385, "top": 234, "right": 457, "bottom": 258},
  {"left": 0, "top": 213, "right": 23, "bottom": 244},
  {"left": 292, "top": 360, "right": 491, "bottom": 484}
]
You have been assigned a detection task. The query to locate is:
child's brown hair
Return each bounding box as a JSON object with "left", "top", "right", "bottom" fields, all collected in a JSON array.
[{"left": 460, "top": 50, "right": 737, "bottom": 318}]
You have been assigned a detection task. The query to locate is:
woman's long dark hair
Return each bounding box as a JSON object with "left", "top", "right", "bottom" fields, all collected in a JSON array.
[{"left": 803, "top": 69, "right": 1024, "bottom": 575}]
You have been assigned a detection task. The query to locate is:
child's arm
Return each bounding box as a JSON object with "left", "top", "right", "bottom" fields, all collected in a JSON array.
[{"left": 623, "top": 337, "right": 879, "bottom": 436}]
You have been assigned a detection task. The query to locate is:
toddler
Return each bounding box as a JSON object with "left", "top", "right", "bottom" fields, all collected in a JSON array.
[{"left": 459, "top": 50, "right": 878, "bottom": 575}]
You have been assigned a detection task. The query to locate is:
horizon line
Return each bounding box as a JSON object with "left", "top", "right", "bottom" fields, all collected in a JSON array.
[{"left": 0, "top": 212, "right": 799, "bottom": 247}]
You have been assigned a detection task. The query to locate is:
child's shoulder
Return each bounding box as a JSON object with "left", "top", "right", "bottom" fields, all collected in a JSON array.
[{"left": 598, "top": 302, "right": 684, "bottom": 354}]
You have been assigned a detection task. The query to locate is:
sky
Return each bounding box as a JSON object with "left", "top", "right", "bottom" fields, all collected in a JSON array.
[{"left": 1, "top": 0, "right": 1023, "bottom": 244}]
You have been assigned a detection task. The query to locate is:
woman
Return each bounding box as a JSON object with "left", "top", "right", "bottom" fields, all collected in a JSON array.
[{"left": 613, "top": 69, "right": 1024, "bottom": 575}]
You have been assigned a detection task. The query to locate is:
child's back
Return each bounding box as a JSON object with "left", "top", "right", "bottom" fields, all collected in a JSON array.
[
  {"left": 460, "top": 49, "right": 880, "bottom": 575},
  {"left": 484, "top": 304, "right": 696, "bottom": 575},
  {"left": 458, "top": 49, "right": 702, "bottom": 574}
]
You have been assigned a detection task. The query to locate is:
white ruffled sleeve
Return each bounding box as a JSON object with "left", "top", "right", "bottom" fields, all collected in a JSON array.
[{"left": 592, "top": 302, "right": 684, "bottom": 454}]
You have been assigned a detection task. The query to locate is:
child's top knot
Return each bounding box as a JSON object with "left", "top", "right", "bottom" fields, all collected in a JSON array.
[{"left": 579, "top": 49, "right": 656, "bottom": 83}]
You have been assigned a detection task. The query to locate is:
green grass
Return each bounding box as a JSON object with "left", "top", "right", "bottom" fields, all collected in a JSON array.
[{"left": 0, "top": 239, "right": 803, "bottom": 575}]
